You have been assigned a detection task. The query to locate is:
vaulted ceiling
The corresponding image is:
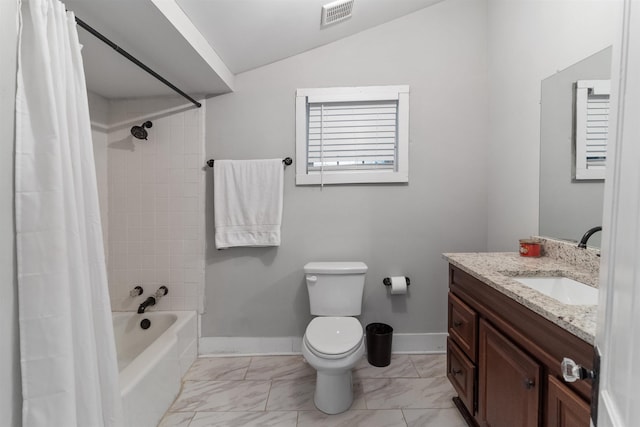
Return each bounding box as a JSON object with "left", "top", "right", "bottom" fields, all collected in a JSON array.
[{"left": 64, "top": 0, "right": 444, "bottom": 100}]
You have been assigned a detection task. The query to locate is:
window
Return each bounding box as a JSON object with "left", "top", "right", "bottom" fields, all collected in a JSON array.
[
  {"left": 575, "top": 80, "right": 610, "bottom": 180},
  {"left": 295, "top": 85, "right": 409, "bottom": 185}
]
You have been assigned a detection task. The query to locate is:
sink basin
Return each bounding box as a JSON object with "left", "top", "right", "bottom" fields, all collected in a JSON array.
[{"left": 513, "top": 276, "right": 598, "bottom": 305}]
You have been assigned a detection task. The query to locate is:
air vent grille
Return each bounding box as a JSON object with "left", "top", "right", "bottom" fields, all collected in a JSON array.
[{"left": 321, "top": 0, "right": 354, "bottom": 27}]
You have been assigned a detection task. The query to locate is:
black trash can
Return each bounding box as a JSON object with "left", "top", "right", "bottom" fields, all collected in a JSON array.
[{"left": 366, "top": 323, "right": 393, "bottom": 367}]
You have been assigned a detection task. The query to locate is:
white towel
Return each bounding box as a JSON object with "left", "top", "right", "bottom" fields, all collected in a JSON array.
[{"left": 214, "top": 159, "right": 284, "bottom": 249}]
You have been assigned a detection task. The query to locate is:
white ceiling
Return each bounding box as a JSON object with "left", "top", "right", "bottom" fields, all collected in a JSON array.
[
  {"left": 65, "top": 0, "right": 444, "bottom": 100},
  {"left": 176, "top": 0, "right": 444, "bottom": 74}
]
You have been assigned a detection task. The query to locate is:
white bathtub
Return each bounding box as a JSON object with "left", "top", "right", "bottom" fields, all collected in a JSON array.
[{"left": 113, "top": 311, "right": 197, "bottom": 427}]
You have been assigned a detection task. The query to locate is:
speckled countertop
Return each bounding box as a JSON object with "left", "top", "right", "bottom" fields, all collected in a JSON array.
[{"left": 443, "top": 248, "right": 598, "bottom": 345}]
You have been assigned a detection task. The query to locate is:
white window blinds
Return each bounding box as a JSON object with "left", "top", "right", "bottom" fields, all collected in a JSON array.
[
  {"left": 307, "top": 100, "right": 398, "bottom": 172},
  {"left": 575, "top": 80, "right": 610, "bottom": 180},
  {"left": 295, "top": 86, "right": 409, "bottom": 185}
]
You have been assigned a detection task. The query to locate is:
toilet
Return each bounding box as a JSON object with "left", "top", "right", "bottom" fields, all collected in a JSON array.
[{"left": 301, "top": 261, "right": 367, "bottom": 414}]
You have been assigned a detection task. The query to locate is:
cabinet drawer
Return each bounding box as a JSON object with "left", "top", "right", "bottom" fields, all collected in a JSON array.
[
  {"left": 448, "top": 292, "right": 478, "bottom": 362},
  {"left": 447, "top": 337, "right": 476, "bottom": 415}
]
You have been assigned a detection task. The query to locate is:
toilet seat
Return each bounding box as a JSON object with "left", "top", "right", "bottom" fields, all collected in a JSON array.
[{"left": 304, "top": 317, "right": 363, "bottom": 359}]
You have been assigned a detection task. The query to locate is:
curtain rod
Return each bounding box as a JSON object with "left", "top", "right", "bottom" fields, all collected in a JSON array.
[
  {"left": 207, "top": 157, "right": 293, "bottom": 168},
  {"left": 74, "top": 16, "right": 202, "bottom": 108}
]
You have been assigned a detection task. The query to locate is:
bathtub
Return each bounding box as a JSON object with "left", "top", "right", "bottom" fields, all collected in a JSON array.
[{"left": 113, "top": 311, "right": 197, "bottom": 427}]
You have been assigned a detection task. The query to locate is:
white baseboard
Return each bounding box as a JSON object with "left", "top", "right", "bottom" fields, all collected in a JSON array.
[
  {"left": 199, "top": 336, "right": 303, "bottom": 356},
  {"left": 391, "top": 333, "right": 447, "bottom": 354},
  {"left": 199, "top": 333, "right": 447, "bottom": 357}
]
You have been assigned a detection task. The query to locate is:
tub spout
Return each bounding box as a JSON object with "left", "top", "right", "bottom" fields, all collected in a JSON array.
[{"left": 138, "top": 296, "right": 156, "bottom": 314}]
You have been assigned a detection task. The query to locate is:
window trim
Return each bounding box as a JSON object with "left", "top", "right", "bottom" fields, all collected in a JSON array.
[{"left": 295, "top": 85, "right": 409, "bottom": 185}]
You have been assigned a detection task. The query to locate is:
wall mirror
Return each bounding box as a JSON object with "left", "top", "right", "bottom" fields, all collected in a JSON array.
[{"left": 539, "top": 47, "right": 612, "bottom": 248}]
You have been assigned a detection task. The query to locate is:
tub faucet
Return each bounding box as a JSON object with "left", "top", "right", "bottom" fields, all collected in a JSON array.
[
  {"left": 129, "top": 285, "right": 143, "bottom": 297},
  {"left": 137, "top": 286, "right": 168, "bottom": 313},
  {"left": 578, "top": 226, "right": 602, "bottom": 248},
  {"left": 155, "top": 285, "right": 169, "bottom": 299},
  {"left": 137, "top": 296, "right": 156, "bottom": 314}
]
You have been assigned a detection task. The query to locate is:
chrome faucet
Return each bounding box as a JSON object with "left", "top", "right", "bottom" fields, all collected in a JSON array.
[
  {"left": 155, "top": 285, "right": 169, "bottom": 299},
  {"left": 578, "top": 226, "right": 602, "bottom": 249},
  {"left": 129, "top": 285, "right": 143, "bottom": 297}
]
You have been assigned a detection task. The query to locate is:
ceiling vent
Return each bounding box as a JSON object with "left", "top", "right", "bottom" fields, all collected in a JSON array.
[{"left": 321, "top": 0, "right": 354, "bottom": 27}]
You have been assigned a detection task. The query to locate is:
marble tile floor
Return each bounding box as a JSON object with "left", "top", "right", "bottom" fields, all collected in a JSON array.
[{"left": 159, "top": 354, "right": 467, "bottom": 427}]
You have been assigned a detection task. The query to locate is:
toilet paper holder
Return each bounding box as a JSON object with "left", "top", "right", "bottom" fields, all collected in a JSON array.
[{"left": 383, "top": 277, "right": 411, "bottom": 287}]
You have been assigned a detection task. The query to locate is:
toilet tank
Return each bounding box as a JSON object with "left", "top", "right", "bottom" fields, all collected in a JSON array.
[{"left": 304, "top": 262, "right": 367, "bottom": 316}]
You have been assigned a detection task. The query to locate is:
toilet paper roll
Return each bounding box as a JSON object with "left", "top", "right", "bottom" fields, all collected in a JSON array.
[{"left": 390, "top": 276, "right": 408, "bottom": 295}]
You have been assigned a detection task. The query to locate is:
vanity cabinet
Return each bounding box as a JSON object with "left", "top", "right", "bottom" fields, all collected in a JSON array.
[{"left": 447, "top": 265, "right": 593, "bottom": 427}]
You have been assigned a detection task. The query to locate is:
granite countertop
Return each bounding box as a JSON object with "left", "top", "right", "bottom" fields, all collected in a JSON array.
[{"left": 443, "top": 252, "right": 597, "bottom": 344}]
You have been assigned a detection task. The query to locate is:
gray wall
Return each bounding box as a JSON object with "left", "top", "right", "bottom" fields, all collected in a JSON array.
[
  {"left": 486, "top": 0, "right": 618, "bottom": 251},
  {"left": 0, "top": 0, "right": 21, "bottom": 425},
  {"left": 203, "top": 0, "right": 489, "bottom": 337},
  {"left": 539, "top": 47, "right": 611, "bottom": 246}
]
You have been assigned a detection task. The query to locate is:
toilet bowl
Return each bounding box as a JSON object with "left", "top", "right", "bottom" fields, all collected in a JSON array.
[{"left": 301, "top": 316, "right": 365, "bottom": 414}]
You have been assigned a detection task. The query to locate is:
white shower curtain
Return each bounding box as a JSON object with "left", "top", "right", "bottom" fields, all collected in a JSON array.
[{"left": 15, "top": 0, "right": 123, "bottom": 426}]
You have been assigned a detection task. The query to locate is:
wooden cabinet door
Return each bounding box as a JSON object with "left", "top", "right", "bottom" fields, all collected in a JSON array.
[
  {"left": 478, "top": 319, "right": 541, "bottom": 427},
  {"left": 547, "top": 375, "right": 590, "bottom": 427}
]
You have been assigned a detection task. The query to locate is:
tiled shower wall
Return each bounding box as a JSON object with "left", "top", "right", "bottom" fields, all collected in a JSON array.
[
  {"left": 90, "top": 95, "right": 206, "bottom": 312},
  {"left": 88, "top": 92, "right": 109, "bottom": 254}
]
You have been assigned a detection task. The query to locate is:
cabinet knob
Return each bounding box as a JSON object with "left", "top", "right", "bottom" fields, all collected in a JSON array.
[
  {"left": 561, "top": 357, "right": 596, "bottom": 382},
  {"left": 524, "top": 378, "right": 535, "bottom": 390},
  {"left": 453, "top": 320, "right": 463, "bottom": 327},
  {"left": 452, "top": 368, "right": 462, "bottom": 376}
]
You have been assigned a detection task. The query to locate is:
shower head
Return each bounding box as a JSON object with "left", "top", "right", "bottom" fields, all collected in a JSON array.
[{"left": 131, "top": 121, "right": 153, "bottom": 140}]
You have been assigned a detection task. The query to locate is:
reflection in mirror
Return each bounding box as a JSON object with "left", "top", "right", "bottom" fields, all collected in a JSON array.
[
  {"left": 539, "top": 47, "right": 612, "bottom": 248},
  {"left": 574, "top": 79, "right": 610, "bottom": 180}
]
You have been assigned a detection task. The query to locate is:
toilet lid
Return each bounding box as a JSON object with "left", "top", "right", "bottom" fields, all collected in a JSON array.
[{"left": 305, "top": 317, "right": 363, "bottom": 355}]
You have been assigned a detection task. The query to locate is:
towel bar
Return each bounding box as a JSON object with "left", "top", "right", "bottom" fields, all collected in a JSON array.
[{"left": 207, "top": 157, "right": 293, "bottom": 168}]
